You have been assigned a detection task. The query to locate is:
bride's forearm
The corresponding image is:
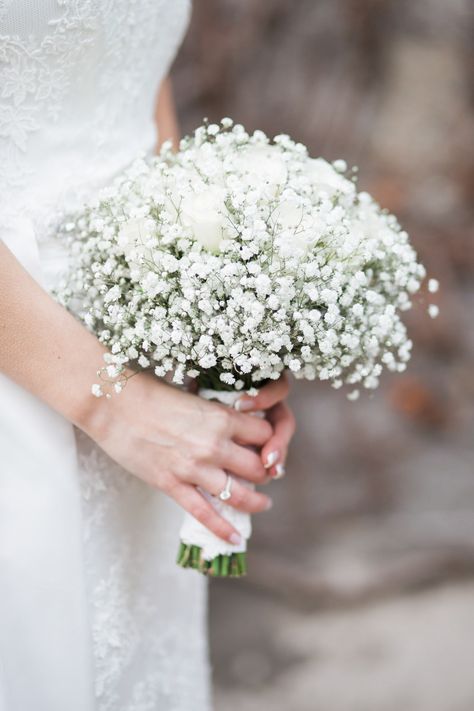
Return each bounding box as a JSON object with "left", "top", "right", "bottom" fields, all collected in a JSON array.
[
  {"left": 0, "top": 77, "right": 179, "bottom": 431},
  {"left": 0, "top": 241, "right": 107, "bottom": 429},
  {"left": 154, "top": 76, "right": 181, "bottom": 151}
]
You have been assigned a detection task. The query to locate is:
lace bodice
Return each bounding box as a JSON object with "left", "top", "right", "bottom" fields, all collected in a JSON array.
[{"left": 0, "top": 0, "right": 190, "bottom": 236}]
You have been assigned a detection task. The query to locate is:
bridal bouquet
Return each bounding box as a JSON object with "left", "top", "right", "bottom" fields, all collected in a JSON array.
[{"left": 58, "top": 118, "right": 434, "bottom": 577}]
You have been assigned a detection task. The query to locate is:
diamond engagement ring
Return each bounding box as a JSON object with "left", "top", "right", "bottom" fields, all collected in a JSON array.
[{"left": 218, "top": 473, "right": 233, "bottom": 501}]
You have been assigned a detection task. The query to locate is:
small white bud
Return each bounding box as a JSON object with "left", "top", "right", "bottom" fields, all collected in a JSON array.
[
  {"left": 333, "top": 159, "right": 347, "bottom": 173},
  {"left": 207, "top": 123, "right": 220, "bottom": 135}
]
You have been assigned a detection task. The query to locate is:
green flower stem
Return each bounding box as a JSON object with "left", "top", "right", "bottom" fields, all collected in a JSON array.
[{"left": 176, "top": 542, "right": 247, "bottom": 577}]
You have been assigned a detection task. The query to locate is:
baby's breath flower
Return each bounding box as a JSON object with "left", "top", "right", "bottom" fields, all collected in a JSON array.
[{"left": 58, "top": 118, "right": 432, "bottom": 399}]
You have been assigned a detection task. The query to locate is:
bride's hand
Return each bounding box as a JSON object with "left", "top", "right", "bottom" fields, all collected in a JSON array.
[{"left": 84, "top": 374, "right": 276, "bottom": 545}]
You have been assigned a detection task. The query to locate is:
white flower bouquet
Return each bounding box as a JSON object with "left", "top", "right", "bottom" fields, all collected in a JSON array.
[{"left": 58, "top": 118, "right": 436, "bottom": 577}]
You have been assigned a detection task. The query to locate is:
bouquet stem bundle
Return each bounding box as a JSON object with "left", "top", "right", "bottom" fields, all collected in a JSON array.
[
  {"left": 176, "top": 543, "right": 247, "bottom": 577},
  {"left": 176, "top": 387, "right": 259, "bottom": 577}
]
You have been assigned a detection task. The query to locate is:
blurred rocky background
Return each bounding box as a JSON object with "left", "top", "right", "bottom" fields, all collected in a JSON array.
[{"left": 172, "top": 1, "right": 474, "bottom": 709}]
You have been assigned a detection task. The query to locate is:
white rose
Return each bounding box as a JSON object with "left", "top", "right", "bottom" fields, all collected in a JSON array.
[
  {"left": 118, "top": 217, "right": 154, "bottom": 269},
  {"left": 234, "top": 145, "right": 287, "bottom": 193},
  {"left": 275, "top": 200, "right": 304, "bottom": 230},
  {"left": 306, "top": 158, "right": 354, "bottom": 196},
  {"left": 273, "top": 199, "right": 315, "bottom": 253},
  {"left": 180, "top": 187, "right": 227, "bottom": 252}
]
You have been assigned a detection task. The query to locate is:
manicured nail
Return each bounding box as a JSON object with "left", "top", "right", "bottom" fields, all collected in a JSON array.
[
  {"left": 264, "top": 499, "right": 273, "bottom": 510},
  {"left": 264, "top": 450, "right": 279, "bottom": 469},
  {"left": 235, "top": 398, "right": 254, "bottom": 412},
  {"left": 230, "top": 533, "right": 242, "bottom": 545},
  {"left": 273, "top": 463, "right": 286, "bottom": 480}
]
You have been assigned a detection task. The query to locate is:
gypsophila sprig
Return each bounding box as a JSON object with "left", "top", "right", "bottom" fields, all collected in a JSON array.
[
  {"left": 57, "top": 118, "right": 433, "bottom": 577},
  {"left": 58, "top": 118, "right": 428, "bottom": 397}
]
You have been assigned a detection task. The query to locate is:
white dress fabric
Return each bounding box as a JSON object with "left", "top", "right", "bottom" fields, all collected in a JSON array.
[{"left": 0, "top": 2, "right": 213, "bottom": 710}]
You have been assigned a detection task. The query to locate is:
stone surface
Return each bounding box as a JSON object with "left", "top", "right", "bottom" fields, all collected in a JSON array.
[{"left": 211, "top": 582, "right": 474, "bottom": 711}]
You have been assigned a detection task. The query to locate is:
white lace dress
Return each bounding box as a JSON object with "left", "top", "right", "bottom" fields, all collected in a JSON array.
[{"left": 0, "top": 3, "right": 213, "bottom": 710}]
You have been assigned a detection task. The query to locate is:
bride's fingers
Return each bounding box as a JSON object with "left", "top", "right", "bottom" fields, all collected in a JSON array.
[
  {"left": 193, "top": 467, "right": 273, "bottom": 513},
  {"left": 168, "top": 479, "right": 242, "bottom": 544},
  {"left": 229, "top": 408, "right": 272, "bottom": 446},
  {"left": 260, "top": 401, "right": 296, "bottom": 476},
  {"left": 219, "top": 441, "right": 268, "bottom": 484},
  {"left": 234, "top": 373, "right": 289, "bottom": 413}
]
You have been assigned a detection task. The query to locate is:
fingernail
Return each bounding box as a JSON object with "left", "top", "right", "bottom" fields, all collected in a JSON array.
[
  {"left": 264, "top": 499, "right": 273, "bottom": 510},
  {"left": 264, "top": 450, "right": 279, "bottom": 469},
  {"left": 273, "top": 463, "right": 286, "bottom": 480},
  {"left": 235, "top": 398, "right": 254, "bottom": 412},
  {"left": 230, "top": 533, "right": 242, "bottom": 545}
]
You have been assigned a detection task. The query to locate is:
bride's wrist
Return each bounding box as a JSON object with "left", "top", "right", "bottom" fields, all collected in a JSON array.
[
  {"left": 68, "top": 361, "right": 126, "bottom": 437},
  {"left": 69, "top": 382, "right": 109, "bottom": 439},
  {"left": 74, "top": 365, "right": 143, "bottom": 441}
]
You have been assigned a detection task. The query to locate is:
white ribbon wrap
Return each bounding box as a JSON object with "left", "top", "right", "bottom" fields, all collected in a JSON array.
[{"left": 178, "top": 388, "right": 263, "bottom": 561}]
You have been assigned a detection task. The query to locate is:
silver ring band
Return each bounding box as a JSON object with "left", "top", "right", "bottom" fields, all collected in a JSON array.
[{"left": 218, "top": 473, "right": 233, "bottom": 501}]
